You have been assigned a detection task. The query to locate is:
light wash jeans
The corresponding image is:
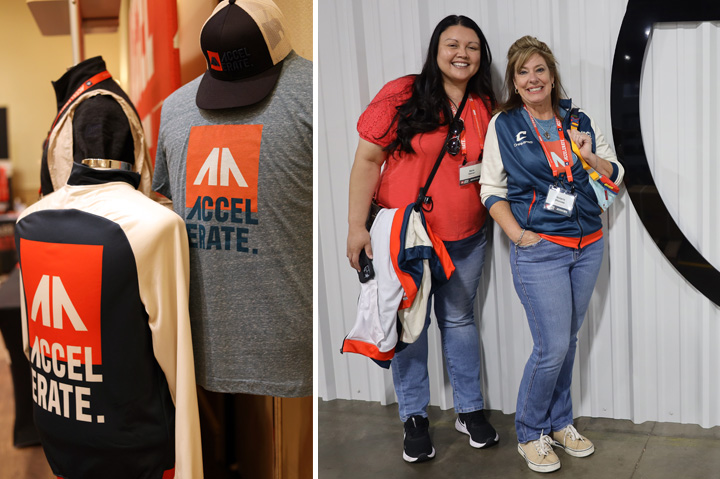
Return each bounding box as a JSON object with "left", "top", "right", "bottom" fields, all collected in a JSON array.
[
  {"left": 391, "top": 227, "right": 487, "bottom": 422},
  {"left": 510, "top": 237, "right": 604, "bottom": 443}
]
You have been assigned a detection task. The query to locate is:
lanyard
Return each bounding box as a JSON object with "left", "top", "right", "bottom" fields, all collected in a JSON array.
[
  {"left": 48, "top": 70, "right": 112, "bottom": 135},
  {"left": 450, "top": 95, "right": 485, "bottom": 162},
  {"left": 524, "top": 105, "right": 574, "bottom": 182}
]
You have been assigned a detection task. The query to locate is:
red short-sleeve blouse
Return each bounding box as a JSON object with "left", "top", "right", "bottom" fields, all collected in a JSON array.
[{"left": 357, "top": 75, "right": 490, "bottom": 242}]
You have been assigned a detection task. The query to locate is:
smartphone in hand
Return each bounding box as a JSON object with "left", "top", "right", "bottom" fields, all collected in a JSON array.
[{"left": 357, "top": 249, "right": 375, "bottom": 283}]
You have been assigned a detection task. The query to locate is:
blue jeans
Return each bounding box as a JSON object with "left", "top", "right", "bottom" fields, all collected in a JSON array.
[
  {"left": 510, "top": 237, "right": 604, "bottom": 443},
  {"left": 391, "top": 227, "right": 487, "bottom": 422}
]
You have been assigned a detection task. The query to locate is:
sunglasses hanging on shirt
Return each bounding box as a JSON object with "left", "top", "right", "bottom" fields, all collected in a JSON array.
[{"left": 446, "top": 118, "right": 465, "bottom": 156}]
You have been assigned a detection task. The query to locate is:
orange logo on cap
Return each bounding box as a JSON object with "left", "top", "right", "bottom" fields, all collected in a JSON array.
[{"left": 208, "top": 50, "right": 223, "bottom": 71}]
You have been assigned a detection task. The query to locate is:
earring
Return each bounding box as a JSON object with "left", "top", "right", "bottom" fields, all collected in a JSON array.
[
  {"left": 514, "top": 88, "right": 518, "bottom": 94},
  {"left": 552, "top": 82, "right": 555, "bottom": 88}
]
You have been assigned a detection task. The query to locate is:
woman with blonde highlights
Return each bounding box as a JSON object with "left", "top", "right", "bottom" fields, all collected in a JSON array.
[{"left": 480, "top": 35, "right": 624, "bottom": 473}]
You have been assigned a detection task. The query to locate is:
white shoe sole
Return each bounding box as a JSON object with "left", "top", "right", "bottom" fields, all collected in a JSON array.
[
  {"left": 402, "top": 431, "right": 435, "bottom": 463},
  {"left": 402, "top": 447, "right": 435, "bottom": 463},
  {"left": 455, "top": 418, "right": 500, "bottom": 448},
  {"left": 517, "top": 444, "right": 561, "bottom": 473},
  {"left": 553, "top": 440, "right": 595, "bottom": 457}
]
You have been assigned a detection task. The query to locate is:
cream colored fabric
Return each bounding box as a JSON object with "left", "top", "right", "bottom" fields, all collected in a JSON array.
[
  {"left": 45, "top": 89, "right": 153, "bottom": 196},
  {"left": 397, "top": 210, "right": 433, "bottom": 344}
]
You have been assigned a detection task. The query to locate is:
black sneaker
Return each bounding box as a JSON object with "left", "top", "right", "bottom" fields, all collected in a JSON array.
[
  {"left": 455, "top": 410, "right": 499, "bottom": 448},
  {"left": 402, "top": 415, "right": 435, "bottom": 463}
]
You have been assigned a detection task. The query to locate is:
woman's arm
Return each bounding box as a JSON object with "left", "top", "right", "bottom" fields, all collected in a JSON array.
[
  {"left": 481, "top": 114, "right": 540, "bottom": 247},
  {"left": 488, "top": 200, "right": 541, "bottom": 247},
  {"left": 568, "top": 114, "right": 625, "bottom": 184},
  {"left": 346, "top": 138, "right": 387, "bottom": 271}
]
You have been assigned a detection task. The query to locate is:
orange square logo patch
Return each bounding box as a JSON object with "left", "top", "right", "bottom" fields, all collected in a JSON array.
[
  {"left": 185, "top": 124, "right": 263, "bottom": 211},
  {"left": 21, "top": 239, "right": 103, "bottom": 365},
  {"left": 207, "top": 51, "right": 222, "bottom": 71}
]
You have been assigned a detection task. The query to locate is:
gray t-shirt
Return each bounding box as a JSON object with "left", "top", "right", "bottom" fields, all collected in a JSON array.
[{"left": 153, "top": 52, "right": 312, "bottom": 397}]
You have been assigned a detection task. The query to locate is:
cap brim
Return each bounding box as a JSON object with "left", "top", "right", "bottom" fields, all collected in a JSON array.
[{"left": 196, "top": 61, "right": 284, "bottom": 110}]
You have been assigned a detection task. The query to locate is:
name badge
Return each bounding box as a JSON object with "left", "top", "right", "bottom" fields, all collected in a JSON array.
[
  {"left": 459, "top": 161, "right": 482, "bottom": 185},
  {"left": 544, "top": 185, "right": 576, "bottom": 217}
]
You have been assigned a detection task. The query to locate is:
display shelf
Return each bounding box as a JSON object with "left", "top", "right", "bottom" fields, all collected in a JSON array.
[{"left": 27, "top": 0, "right": 121, "bottom": 35}]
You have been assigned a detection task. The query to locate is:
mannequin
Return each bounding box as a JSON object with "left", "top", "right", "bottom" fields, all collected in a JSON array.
[{"left": 17, "top": 103, "right": 202, "bottom": 478}]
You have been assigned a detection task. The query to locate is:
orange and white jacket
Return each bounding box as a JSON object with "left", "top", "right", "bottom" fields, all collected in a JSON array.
[{"left": 342, "top": 204, "right": 454, "bottom": 367}]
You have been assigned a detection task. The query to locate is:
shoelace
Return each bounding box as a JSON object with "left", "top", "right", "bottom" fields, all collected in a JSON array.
[
  {"left": 563, "top": 425, "right": 586, "bottom": 443},
  {"left": 534, "top": 434, "right": 554, "bottom": 456}
]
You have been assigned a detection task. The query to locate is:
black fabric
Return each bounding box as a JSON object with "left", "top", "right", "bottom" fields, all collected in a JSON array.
[
  {"left": 40, "top": 56, "right": 140, "bottom": 196},
  {"left": 0, "top": 268, "right": 40, "bottom": 448},
  {"left": 67, "top": 163, "right": 141, "bottom": 190},
  {"left": 200, "top": 4, "right": 274, "bottom": 81}
]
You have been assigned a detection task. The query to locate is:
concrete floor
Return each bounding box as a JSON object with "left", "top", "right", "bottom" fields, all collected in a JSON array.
[{"left": 318, "top": 399, "right": 720, "bottom": 479}]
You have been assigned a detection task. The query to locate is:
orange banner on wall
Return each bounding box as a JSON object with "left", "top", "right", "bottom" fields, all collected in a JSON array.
[{"left": 128, "top": 0, "right": 181, "bottom": 165}]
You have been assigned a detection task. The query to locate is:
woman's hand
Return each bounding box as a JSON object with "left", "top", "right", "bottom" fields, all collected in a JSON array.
[
  {"left": 568, "top": 129, "right": 594, "bottom": 163},
  {"left": 518, "top": 229, "right": 542, "bottom": 247},
  {"left": 568, "top": 129, "right": 614, "bottom": 177},
  {"left": 487, "top": 201, "right": 541, "bottom": 248},
  {"left": 347, "top": 225, "right": 372, "bottom": 271}
]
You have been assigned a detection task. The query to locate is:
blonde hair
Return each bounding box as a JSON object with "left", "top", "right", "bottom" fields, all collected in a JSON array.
[{"left": 496, "top": 35, "right": 566, "bottom": 114}]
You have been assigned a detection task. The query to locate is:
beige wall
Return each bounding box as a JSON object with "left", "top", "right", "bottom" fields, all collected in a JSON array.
[
  {"left": 0, "top": 1, "right": 121, "bottom": 207},
  {"left": 177, "top": 0, "right": 313, "bottom": 85},
  {"left": 274, "top": 0, "right": 313, "bottom": 60},
  {"left": 2, "top": 0, "right": 311, "bottom": 206}
]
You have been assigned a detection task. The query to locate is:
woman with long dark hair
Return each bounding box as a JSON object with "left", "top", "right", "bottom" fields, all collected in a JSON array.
[{"left": 346, "top": 15, "right": 498, "bottom": 463}]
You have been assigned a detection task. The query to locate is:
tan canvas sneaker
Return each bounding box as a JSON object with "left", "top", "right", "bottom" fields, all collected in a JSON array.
[
  {"left": 517, "top": 434, "right": 561, "bottom": 473},
  {"left": 552, "top": 424, "right": 595, "bottom": 457}
]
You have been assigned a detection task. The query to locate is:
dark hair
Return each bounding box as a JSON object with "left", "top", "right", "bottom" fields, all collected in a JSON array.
[
  {"left": 497, "top": 35, "right": 567, "bottom": 114},
  {"left": 382, "top": 15, "right": 496, "bottom": 156}
]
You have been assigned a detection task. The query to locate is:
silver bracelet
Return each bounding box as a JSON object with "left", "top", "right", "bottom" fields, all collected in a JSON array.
[{"left": 514, "top": 229, "right": 526, "bottom": 246}]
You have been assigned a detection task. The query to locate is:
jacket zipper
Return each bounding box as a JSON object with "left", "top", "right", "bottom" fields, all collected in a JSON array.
[{"left": 574, "top": 202, "right": 583, "bottom": 249}]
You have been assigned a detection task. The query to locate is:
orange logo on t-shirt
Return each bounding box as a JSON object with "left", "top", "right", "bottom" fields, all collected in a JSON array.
[
  {"left": 185, "top": 125, "right": 262, "bottom": 211},
  {"left": 21, "top": 239, "right": 103, "bottom": 365}
]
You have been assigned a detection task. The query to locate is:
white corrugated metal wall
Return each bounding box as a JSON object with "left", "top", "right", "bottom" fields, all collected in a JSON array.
[{"left": 318, "top": 0, "right": 720, "bottom": 429}]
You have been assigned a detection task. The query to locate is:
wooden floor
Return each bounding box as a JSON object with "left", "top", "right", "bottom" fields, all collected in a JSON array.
[
  {"left": 0, "top": 354, "right": 54, "bottom": 479},
  {"left": 0, "top": 333, "right": 312, "bottom": 479}
]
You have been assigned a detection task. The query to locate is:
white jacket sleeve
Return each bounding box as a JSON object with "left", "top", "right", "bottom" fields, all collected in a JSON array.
[
  {"left": 587, "top": 113, "right": 625, "bottom": 185},
  {"left": 132, "top": 208, "right": 203, "bottom": 479},
  {"left": 480, "top": 114, "right": 509, "bottom": 205}
]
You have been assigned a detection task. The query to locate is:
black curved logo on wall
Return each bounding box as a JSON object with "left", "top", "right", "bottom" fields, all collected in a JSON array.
[{"left": 610, "top": 0, "right": 720, "bottom": 306}]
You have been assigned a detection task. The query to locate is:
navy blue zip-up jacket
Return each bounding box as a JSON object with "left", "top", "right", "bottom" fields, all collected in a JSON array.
[{"left": 481, "top": 99, "right": 624, "bottom": 247}]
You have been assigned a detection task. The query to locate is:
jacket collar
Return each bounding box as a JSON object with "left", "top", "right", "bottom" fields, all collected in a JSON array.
[
  {"left": 51, "top": 56, "right": 109, "bottom": 112},
  {"left": 558, "top": 99, "right": 573, "bottom": 123},
  {"left": 67, "top": 162, "right": 141, "bottom": 190}
]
